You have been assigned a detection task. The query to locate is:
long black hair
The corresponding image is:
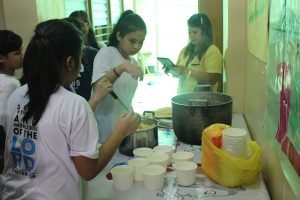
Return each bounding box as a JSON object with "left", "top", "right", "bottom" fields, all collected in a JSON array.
[
  {"left": 69, "top": 10, "right": 100, "bottom": 50},
  {"left": 64, "top": 17, "right": 84, "bottom": 36},
  {"left": 21, "top": 19, "right": 83, "bottom": 125},
  {"left": 108, "top": 10, "right": 146, "bottom": 47},
  {"left": 184, "top": 13, "right": 213, "bottom": 60},
  {"left": 0, "top": 30, "right": 22, "bottom": 56}
]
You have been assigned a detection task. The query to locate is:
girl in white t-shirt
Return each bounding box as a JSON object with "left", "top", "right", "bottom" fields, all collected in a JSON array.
[
  {"left": 1, "top": 19, "right": 140, "bottom": 200},
  {"left": 0, "top": 30, "right": 23, "bottom": 173},
  {"left": 92, "top": 10, "right": 146, "bottom": 142}
]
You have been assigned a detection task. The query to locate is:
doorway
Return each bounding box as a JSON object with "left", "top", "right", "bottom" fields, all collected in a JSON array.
[
  {"left": 132, "top": 0, "right": 198, "bottom": 113},
  {"left": 132, "top": 0, "right": 223, "bottom": 113}
]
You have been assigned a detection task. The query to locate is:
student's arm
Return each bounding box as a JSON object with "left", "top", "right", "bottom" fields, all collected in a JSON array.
[
  {"left": 88, "top": 62, "right": 142, "bottom": 110},
  {"left": 192, "top": 46, "right": 222, "bottom": 85},
  {"left": 185, "top": 68, "right": 221, "bottom": 85},
  {"left": 101, "top": 62, "right": 143, "bottom": 84},
  {"left": 72, "top": 110, "right": 140, "bottom": 180},
  {"left": 88, "top": 78, "right": 112, "bottom": 111},
  {"left": 173, "top": 46, "right": 222, "bottom": 85},
  {"left": 193, "top": 71, "right": 221, "bottom": 85}
]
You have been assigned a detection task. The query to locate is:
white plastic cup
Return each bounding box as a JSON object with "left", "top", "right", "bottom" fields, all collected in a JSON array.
[
  {"left": 172, "top": 151, "right": 194, "bottom": 164},
  {"left": 133, "top": 147, "right": 153, "bottom": 158},
  {"left": 111, "top": 165, "right": 134, "bottom": 190},
  {"left": 174, "top": 161, "right": 197, "bottom": 186},
  {"left": 153, "top": 145, "right": 174, "bottom": 165},
  {"left": 142, "top": 165, "right": 166, "bottom": 190},
  {"left": 222, "top": 128, "right": 248, "bottom": 157},
  {"left": 146, "top": 151, "right": 169, "bottom": 168},
  {"left": 128, "top": 158, "right": 150, "bottom": 181}
]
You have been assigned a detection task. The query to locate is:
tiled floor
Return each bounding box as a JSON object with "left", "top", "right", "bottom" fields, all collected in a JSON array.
[{"left": 132, "top": 72, "right": 178, "bottom": 114}]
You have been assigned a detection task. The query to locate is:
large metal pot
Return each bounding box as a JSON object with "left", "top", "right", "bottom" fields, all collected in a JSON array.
[
  {"left": 119, "top": 113, "right": 159, "bottom": 156},
  {"left": 171, "top": 92, "right": 233, "bottom": 145}
]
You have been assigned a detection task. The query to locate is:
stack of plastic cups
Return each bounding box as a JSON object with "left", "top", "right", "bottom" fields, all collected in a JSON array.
[{"left": 222, "top": 128, "right": 248, "bottom": 157}]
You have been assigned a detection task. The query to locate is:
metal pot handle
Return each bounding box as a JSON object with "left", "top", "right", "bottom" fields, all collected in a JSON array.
[
  {"left": 189, "top": 99, "right": 208, "bottom": 107},
  {"left": 188, "top": 99, "right": 208, "bottom": 116}
]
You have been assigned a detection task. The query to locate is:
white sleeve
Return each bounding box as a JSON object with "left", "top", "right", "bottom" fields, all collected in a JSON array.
[
  {"left": 92, "top": 47, "right": 115, "bottom": 84},
  {"left": 0, "top": 79, "right": 20, "bottom": 126},
  {"left": 68, "top": 99, "right": 99, "bottom": 159}
]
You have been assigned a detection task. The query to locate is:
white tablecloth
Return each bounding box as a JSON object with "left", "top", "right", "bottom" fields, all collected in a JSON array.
[{"left": 80, "top": 114, "right": 270, "bottom": 200}]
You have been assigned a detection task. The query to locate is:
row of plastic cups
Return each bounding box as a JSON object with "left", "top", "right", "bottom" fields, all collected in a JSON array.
[
  {"left": 133, "top": 146, "right": 194, "bottom": 166},
  {"left": 151, "top": 146, "right": 197, "bottom": 186},
  {"left": 133, "top": 145, "right": 174, "bottom": 165},
  {"left": 131, "top": 146, "right": 170, "bottom": 187},
  {"left": 111, "top": 163, "right": 166, "bottom": 190},
  {"left": 111, "top": 160, "right": 198, "bottom": 190},
  {"left": 129, "top": 150, "right": 195, "bottom": 182},
  {"left": 111, "top": 145, "right": 197, "bottom": 191},
  {"left": 132, "top": 146, "right": 196, "bottom": 188}
]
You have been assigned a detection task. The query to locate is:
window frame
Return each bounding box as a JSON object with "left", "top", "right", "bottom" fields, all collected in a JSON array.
[
  {"left": 65, "top": 0, "right": 123, "bottom": 44},
  {"left": 87, "top": 0, "right": 124, "bottom": 44}
]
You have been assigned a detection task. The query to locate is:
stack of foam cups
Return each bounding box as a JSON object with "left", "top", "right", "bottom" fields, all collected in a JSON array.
[{"left": 222, "top": 128, "right": 248, "bottom": 157}]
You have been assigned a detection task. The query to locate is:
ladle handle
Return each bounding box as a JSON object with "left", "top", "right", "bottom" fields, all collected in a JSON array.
[{"left": 110, "top": 91, "right": 130, "bottom": 111}]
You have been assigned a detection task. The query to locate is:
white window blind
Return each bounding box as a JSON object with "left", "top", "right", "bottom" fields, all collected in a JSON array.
[
  {"left": 111, "top": 0, "right": 122, "bottom": 23},
  {"left": 91, "top": 0, "right": 108, "bottom": 26},
  {"left": 91, "top": 0, "right": 123, "bottom": 44},
  {"left": 64, "top": 0, "right": 87, "bottom": 17}
]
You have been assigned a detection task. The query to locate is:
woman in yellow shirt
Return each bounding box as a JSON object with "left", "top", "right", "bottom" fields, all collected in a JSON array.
[{"left": 166, "top": 13, "right": 223, "bottom": 93}]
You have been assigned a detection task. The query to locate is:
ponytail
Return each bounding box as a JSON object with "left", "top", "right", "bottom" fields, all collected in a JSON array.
[{"left": 22, "top": 19, "right": 82, "bottom": 125}]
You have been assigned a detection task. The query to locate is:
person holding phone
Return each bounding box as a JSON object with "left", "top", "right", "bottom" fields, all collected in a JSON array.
[{"left": 165, "top": 13, "right": 223, "bottom": 93}]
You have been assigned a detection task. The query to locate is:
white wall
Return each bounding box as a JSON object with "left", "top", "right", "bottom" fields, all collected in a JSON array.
[
  {"left": 3, "top": 0, "right": 38, "bottom": 49},
  {"left": 0, "top": 0, "right": 6, "bottom": 29},
  {"left": 134, "top": 0, "right": 157, "bottom": 67},
  {"left": 123, "top": 0, "right": 134, "bottom": 10},
  {"left": 2, "top": 0, "right": 66, "bottom": 78},
  {"left": 36, "top": 0, "right": 65, "bottom": 22}
]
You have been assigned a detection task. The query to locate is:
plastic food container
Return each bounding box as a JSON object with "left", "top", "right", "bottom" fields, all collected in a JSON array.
[
  {"left": 142, "top": 165, "right": 166, "bottom": 190},
  {"left": 111, "top": 165, "right": 134, "bottom": 190},
  {"left": 172, "top": 151, "right": 194, "bottom": 164},
  {"left": 133, "top": 147, "right": 153, "bottom": 158},
  {"left": 153, "top": 145, "right": 174, "bottom": 165},
  {"left": 128, "top": 158, "right": 150, "bottom": 181},
  {"left": 146, "top": 151, "right": 169, "bottom": 168},
  {"left": 174, "top": 161, "right": 197, "bottom": 186}
]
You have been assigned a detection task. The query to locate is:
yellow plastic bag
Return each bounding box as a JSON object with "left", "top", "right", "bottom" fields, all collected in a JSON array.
[{"left": 201, "top": 124, "right": 262, "bottom": 187}]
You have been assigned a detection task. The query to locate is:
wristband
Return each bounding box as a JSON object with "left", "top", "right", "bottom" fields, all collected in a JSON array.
[{"left": 113, "top": 68, "right": 120, "bottom": 77}]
